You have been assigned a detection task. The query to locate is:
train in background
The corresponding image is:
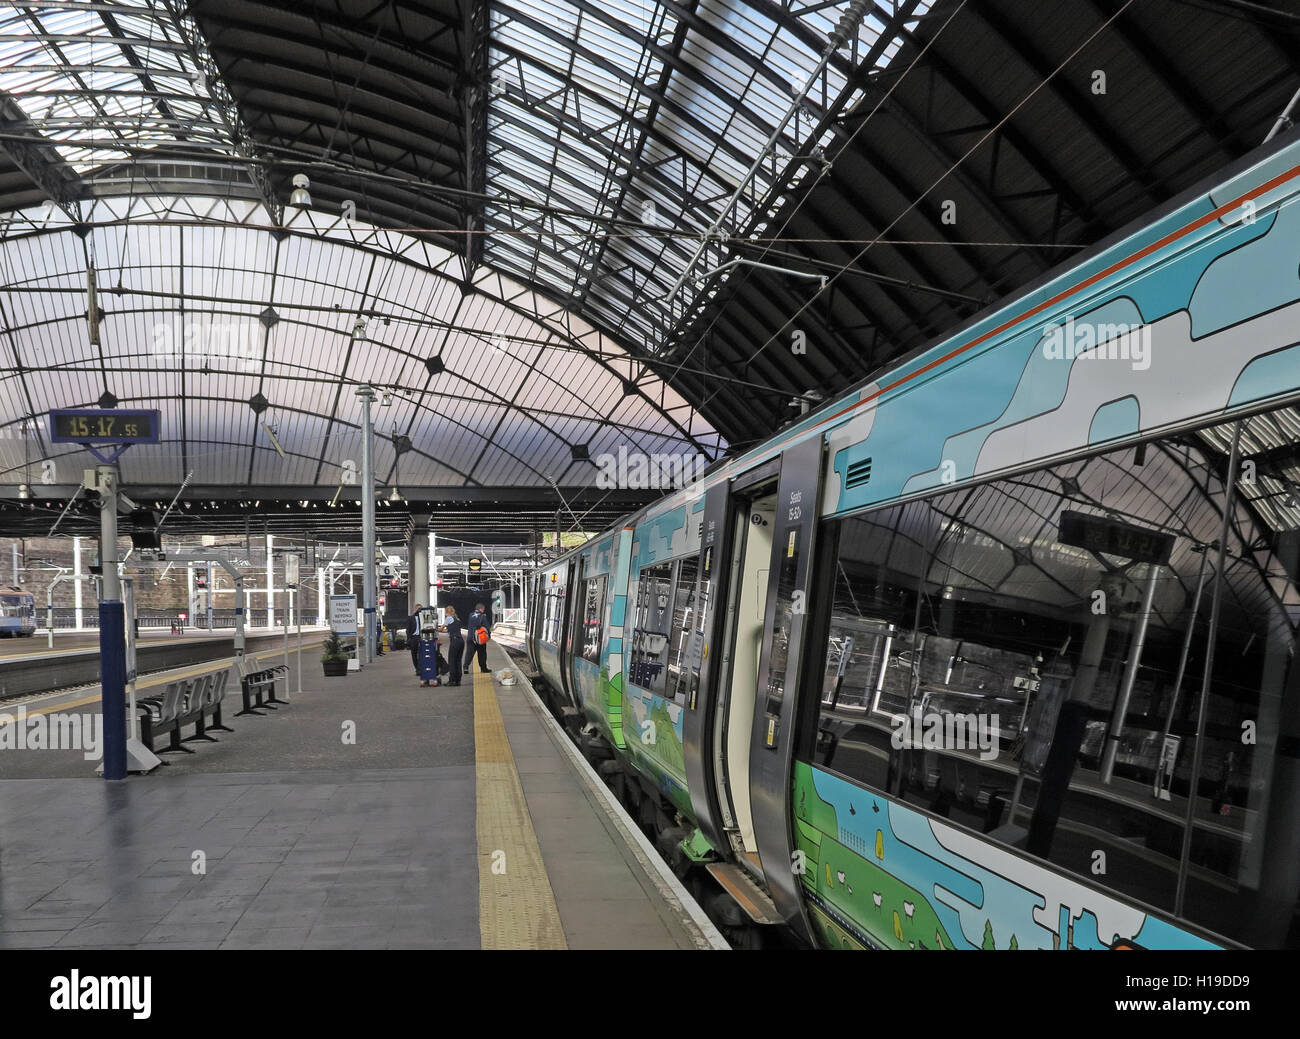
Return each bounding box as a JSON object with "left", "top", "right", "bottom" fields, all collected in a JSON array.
[
  {"left": 0, "top": 589, "right": 36, "bottom": 637},
  {"left": 526, "top": 128, "right": 1300, "bottom": 950}
]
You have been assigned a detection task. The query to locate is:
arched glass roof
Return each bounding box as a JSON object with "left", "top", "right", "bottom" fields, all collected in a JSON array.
[
  {"left": 0, "top": 0, "right": 1296, "bottom": 467},
  {"left": 0, "top": 193, "right": 724, "bottom": 492}
]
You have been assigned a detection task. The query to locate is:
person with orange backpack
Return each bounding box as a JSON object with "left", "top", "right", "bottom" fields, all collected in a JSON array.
[{"left": 463, "top": 602, "right": 492, "bottom": 676}]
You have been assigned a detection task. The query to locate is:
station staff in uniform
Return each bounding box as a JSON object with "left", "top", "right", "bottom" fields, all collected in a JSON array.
[
  {"left": 407, "top": 604, "right": 423, "bottom": 675},
  {"left": 463, "top": 602, "right": 492, "bottom": 676},
  {"left": 440, "top": 605, "right": 465, "bottom": 687}
]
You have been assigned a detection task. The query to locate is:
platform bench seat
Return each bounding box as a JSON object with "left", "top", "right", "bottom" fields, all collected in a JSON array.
[
  {"left": 236, "top": 657, "right": 289, "bottom": 716},
  {"left": 138, "top": 668, "right": 233, "bottom": 755}
]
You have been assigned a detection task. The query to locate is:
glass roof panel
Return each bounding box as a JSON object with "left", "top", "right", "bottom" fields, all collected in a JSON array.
[
  {"left": 0, "top": 194, "right": 725, "bottom": 489},
  {"left": 487, "top": 0, "right": 930, "bottom": 354},
  {"left": 0, "top": 1, "right": 255, "bottom": 174}
]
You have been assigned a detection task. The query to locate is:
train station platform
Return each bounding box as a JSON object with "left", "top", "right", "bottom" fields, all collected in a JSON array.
[{"left": 0, "top": 640, "right": 724, "bottom": 950}]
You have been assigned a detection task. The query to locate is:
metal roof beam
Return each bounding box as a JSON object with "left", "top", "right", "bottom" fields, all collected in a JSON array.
[
  {"left": 459, "top": 0, "right": 490, "bottom": 276},
  {"left": 157, "top": 0, "right": 282, "bottom": 224},
  {"left": 0, "top": 92, "right": 84, "bottom": 220}
]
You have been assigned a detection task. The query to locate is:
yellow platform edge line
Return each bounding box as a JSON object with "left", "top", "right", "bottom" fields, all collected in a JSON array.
[{"left": 474, "top": 670, "right": 567, "bottom": 951}]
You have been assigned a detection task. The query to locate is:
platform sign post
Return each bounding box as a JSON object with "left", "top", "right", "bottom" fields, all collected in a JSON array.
[
  {"left": 50, "top": 409, "right": 164, "bottom": 778},
  {"left": 284, "top": 555, "right": 303, "bottom": 695},
  {"left": 296, "top": 592, "right": 303, "bottom": 698},
  {"left": 357, "top": 386, "right": 378, "bottom": 667},
  {"left": 234, "top": 576, "right": 246, "bottom": 658},
  {"left": 96, "top": 465, "right": 128, "bottom": 780}
]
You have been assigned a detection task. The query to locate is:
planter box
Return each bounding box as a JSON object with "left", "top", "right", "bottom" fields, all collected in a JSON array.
[{"left": 322, "top": 659, "right": 349, "bottom": 677}]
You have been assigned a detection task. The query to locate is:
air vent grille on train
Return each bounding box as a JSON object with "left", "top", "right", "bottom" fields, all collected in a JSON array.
[{"left": 846, "top": 457, "right": 873, "bottom": 489}]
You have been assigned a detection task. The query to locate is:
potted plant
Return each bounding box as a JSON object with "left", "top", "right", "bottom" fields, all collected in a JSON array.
[{"left": 321, "top": 632, "right": 349, "bottom": 677}]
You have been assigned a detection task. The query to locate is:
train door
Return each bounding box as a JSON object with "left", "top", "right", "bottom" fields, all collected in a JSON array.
[
  {"left": 526, "top": 573, "right": 543, "bottom": 673},
  {"left": 680, "top": 458, "right": 779, "bottom": 864},
  {"left": 557, "top": 556, "right": 580, "bottom": 705},
  {"left": 747, "top": 434, "right": 824, "bottom": 943},
  {"left": 715, "top": 477, "right": 778, "bottom": 873},
  {"left": 565, "top": 555, "right": 586, "bottom": 706},
  {"left": 684, "top": 437, "right": 823, "bottom": 941}
]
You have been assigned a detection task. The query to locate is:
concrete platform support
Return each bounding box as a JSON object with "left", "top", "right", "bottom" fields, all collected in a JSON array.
[{"left": 409, "top": 515, "right": 429, "bottom": 611}]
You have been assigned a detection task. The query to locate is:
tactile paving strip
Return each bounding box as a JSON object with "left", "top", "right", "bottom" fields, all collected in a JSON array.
[{"left": 474, "top": 670, "right": 567, "bottom": 950}]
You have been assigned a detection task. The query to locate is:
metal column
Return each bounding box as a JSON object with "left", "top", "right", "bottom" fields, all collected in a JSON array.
[
  {"left": 409, "top": 516, "right": 429, "bottom": 610},
  {"left": 73, "top": 536, "right": 83, "bottom": 629},
  {"left": 430, "top": 532, "right": 437, "bottom": 608},
  {"left": 234, "top": 577, "right": 246, "bottom": 657},
  {"left": 265, "top": 533, "right": 275, "bottom": 628},
  {"left": 358, "top": 386, "right": 377, "bottom": 663},
  {"left": 97, "top": 466, "right": 127, "bottom": 780}
]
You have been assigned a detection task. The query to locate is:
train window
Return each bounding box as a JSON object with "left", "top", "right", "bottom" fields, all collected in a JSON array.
[
  {"left": 629, "top": 562, "right": 674, "bottom": 694},
  {"left": 1173, "top": 409, "right": 1300, "bottom": 948},
  {"left": 810, "top": 502, "right": 931, "bottom": 791},
  {"left": 542, "top": 585, "right": 565, "bottom": 643},
  {"left": 666, "top": 556, "right": 702, "bottom": 704},
  {"left": 809, "top": 418, "right": 1300, "bottom": 944},
  {"left": 904, "top": 456, "right": 1204, "bottom": 916},
  {"left": 581, "top": 576, "right": 606, "bottom": 663},
  {"left": 763, "top": 527, "right": 803, "bottom": 721}
]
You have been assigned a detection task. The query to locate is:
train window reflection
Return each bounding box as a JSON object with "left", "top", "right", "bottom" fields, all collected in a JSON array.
[
  {"left": 580, "top": 576, "right": 606, "bottom": 663},
  {"left": 629, "top": 563, "right": 674, "bottom": 693},
  {"left": 809, "top": 412, "right": 1300, "bottom": 946}
]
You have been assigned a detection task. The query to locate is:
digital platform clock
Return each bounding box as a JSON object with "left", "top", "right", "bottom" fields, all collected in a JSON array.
[{"left": 49, "top": 409, "right": 161, "bottom": 444}]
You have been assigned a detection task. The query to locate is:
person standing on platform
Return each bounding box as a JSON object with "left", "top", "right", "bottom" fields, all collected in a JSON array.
[
  {"left": 406, "top": 604, "right": 423, "bottom": 676},
  {"left": 463, "top": 601, "right": 491, "bottom": 676},
  {"left": 440, "top": 605, "right": 464, "bottom": 687}
]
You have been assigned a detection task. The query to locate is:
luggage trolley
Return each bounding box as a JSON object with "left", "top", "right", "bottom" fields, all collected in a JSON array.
[{"left": 416, "top": 606, "right": 443, "bottom": 687}]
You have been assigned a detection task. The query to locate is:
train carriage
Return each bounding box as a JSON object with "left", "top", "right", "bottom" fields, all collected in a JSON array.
[
  {"left": 527, "top": 128, "right": 1300, "bottom": 950},
  {"left": 0, "top": 589, "right": 36, "bottom": 637}
]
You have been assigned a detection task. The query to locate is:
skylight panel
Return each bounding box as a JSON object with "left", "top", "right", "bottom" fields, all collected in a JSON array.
[{"left": 0, "top": 1, "right": 260, "bottom": 176}]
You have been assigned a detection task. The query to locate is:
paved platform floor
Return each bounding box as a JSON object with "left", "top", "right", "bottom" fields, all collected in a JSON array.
[{"left": 0, "top": 640, "right": 717, "bottom": 949}]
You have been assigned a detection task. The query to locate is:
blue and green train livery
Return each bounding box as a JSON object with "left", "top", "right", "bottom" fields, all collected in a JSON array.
[{"left": 527, "top": 128, "right": 1300, "bottom": 949}]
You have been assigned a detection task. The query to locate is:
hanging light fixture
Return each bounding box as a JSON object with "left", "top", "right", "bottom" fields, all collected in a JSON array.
[{"left": 290, "top": 173, "right": 312, "bottom": 207}]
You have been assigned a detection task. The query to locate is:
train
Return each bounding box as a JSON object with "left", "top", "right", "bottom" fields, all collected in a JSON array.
[
  {"left": 524, "top": 127, "right": 1300, "bottom": 950},
  {"left": 0, "top": 589, "right": 36, "bottom": 637}
]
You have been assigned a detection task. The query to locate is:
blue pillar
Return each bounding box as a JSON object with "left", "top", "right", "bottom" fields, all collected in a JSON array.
[{"left": 100, "top": 600, "right": 127, "bottom": 780}]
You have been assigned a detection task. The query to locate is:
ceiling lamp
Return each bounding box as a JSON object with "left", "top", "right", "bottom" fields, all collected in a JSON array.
[{"left": 290, "top": 173, "right": 312, "bottom": 208}]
